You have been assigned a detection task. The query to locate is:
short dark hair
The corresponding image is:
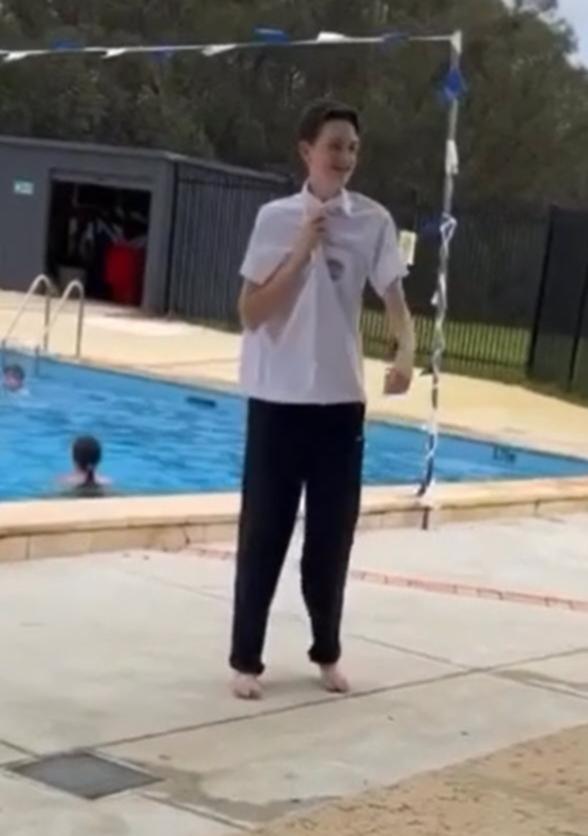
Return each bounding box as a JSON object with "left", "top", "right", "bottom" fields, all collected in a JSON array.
[
  {"left": 73, "top": 435, "right": 102, "bottom": 483},
  {"left": 298, "top": 99, "right": 361, "bottom": 144},
  {"left": 4, "top": 364, "right": 25, "bottom": 381}
]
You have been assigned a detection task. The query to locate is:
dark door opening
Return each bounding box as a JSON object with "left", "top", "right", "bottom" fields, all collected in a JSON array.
[{"left": 46, "top": 181, "right": 151, "bottom": 306}]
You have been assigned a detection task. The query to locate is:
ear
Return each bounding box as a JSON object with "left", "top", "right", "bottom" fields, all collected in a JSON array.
[{"left": 298, "top": 140, "right": 312, "bottom": 165}]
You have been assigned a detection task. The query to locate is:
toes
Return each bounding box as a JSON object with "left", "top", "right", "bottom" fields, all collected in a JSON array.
[
  {"left": 320, "top": 667, "right": 351, "bottom": 694},
  {"left": 232, "top": 675, "right": 262, "bottom": 700}
]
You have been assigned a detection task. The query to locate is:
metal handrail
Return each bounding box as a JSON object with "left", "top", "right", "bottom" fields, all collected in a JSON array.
[
  {"left": 1, "top": 274, "right": 56, "bottom": 357},
  {"left": 38, "top": 279, "right": 86, "bottom": 359}
]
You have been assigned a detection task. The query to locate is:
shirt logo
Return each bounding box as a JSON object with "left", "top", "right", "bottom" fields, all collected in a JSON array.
[{"left": 326, "top": 257, "right": 344, "bottom": 283}]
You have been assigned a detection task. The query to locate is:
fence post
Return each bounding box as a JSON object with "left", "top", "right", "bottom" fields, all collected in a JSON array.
[
  {"left": 527, "top": 206, "right": 555, "bottom": 378},
  {"left": 569, "top": 264, "right": 588, "bottom": 390}
]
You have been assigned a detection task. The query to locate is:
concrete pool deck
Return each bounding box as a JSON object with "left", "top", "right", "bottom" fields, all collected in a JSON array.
[
  {"left": 0, "top": 516, "right": 586, "bottom": 834},
  {"left": 1, "top": 289, "right": 588, "bottom": 560}
]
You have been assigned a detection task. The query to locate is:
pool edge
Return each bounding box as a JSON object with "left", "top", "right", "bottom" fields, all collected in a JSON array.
[{"left": 1, "top": 477, "right": 588, "bottom": 562}]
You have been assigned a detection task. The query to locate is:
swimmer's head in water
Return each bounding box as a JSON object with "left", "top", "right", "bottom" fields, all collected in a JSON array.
[
  {"left": 72, "top": 435, "right": 102, "bottom": 485},
  {"left": 3, "top": 364, "right": 25, "bottom": 392}
]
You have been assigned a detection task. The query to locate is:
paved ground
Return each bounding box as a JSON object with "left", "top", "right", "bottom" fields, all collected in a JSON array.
[
  {"left": 0, "top": 515, "right": 586, "bottom": 834},
  {"left": 2, "top": 290, "right": 588, "bottom": 457}
]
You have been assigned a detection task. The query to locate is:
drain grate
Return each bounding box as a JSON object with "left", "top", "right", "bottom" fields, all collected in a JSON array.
[{"left": 9, "top": 752, "right": 159, "bottom": 800}]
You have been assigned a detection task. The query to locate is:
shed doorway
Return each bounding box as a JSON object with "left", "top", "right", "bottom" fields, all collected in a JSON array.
[{"left": 46, "top": 180, "right": 151, "bottom": 306}]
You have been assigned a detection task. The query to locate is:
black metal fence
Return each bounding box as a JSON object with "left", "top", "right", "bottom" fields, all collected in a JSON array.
[
  {"left": 528, "top": 207, "right": 588, "bottom": 397},
  {"left": 167, "top": 160, "right": 290, "bottom": 325}
]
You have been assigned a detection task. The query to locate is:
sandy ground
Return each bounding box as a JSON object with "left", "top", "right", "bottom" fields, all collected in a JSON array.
[{"left": 257, "top": 725, "right": 588, "bottom": 836}]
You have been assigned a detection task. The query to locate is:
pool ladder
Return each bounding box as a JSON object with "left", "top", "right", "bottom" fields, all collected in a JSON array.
[{"left": 1, "top": 274, "right": 86, "bottom": 367}]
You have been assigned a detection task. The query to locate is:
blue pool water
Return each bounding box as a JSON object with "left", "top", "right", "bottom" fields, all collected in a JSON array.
[{"left": 1, "top": 354, "right": 587, "bottom": 502}]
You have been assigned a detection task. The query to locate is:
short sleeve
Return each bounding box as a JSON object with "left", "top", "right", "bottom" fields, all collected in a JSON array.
[
  {"left": 240, "top": 204, "right": 291, "bottom": 286},
  {"left": 369, "top": 212, "right": 409, "bottom": 298}
]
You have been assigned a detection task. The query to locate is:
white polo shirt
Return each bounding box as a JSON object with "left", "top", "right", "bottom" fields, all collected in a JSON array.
[{"left": 239, "top": 185, "right": 408, "bottom": 404}]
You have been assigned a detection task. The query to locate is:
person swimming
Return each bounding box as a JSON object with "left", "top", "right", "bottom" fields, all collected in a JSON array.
[
  {"left": 62, "top": 436, "right": 112, "bottom": 498},
  {"left": 2, "top": 364, "right": 25, "bottom": 392}
]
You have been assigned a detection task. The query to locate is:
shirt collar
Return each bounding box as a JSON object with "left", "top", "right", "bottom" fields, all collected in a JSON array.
[{"left": 302, "top": 182, "right": 352, "bottom": 217}]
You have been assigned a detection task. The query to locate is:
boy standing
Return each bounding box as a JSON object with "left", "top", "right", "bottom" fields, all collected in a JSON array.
[{"left": 231, "top": 100, "right": 415, "bottom": 699}]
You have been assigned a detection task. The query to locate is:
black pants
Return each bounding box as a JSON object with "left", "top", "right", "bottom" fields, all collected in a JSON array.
[{"left": 230, "top": 398, "right": 365, "bottom": 675}]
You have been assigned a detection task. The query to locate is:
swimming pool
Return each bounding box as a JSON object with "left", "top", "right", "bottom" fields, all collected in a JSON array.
[{"left": 1, "top": 353, "right": 588, "bottom": 502}]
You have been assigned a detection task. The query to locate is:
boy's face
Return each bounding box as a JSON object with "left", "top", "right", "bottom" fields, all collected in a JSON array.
[
  {"left": 3, "top": 371, "right": 23, "bottom": 392},
  {"left": 300, "top": 119, "right": 360, "bottom": 194}
]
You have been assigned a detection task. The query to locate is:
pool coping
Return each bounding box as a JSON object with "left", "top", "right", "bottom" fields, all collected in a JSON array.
[
  {"left": 1, "top": 353, "right": 588, "bottom": 562},
  {"left": 1, "top": 477, "right": 588, "bottom": 562}
]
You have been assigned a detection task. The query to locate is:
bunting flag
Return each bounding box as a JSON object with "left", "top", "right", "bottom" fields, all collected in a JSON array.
[{"left": 441, "top": 65, "right": 468, "bottom": 103}]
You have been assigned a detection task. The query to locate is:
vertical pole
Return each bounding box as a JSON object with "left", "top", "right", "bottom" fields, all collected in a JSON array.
[
  {"left": 419, "top": 31, "right": 463, "bottom": 497},
  {"left": 527, "top": 207, "right": 555, "bottom": 378},
  {"left": 75, "top": 285, "right": 85, "bottom": 358},
  {"left": 43, "top": 279, "right": 51, "bottom": 353},
  {"left": 568, "top": 261, "right": 588, "bottom": 391}
]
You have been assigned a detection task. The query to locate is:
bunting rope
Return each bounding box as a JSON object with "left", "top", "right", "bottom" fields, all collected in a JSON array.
[
  {"left": 0, "top": 30, "right": 461, "bottom": 64},
  {"left": 1, "top": 27, "right": 465, "bottom": 496}
]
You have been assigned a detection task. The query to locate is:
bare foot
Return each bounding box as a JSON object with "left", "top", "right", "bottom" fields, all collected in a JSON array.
[
  {"left": 232, "top": 673, "right": 262, "bottom": 700},
  {"left": 319, "top": 664, "right": 350, "bottom": 694}
]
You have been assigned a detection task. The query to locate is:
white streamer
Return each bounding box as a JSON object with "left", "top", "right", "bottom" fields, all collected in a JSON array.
[
  {"left": 419, "top": 213, "right": 458, "bottom": 496},
  {"left": 202, "top": 44, "right": 238, "bottom": 57},
  {"left": 452, "top": 30, "right": 463, "bottom": 55},
  {"left": 316, "top": 32, "right": 352, "bottom": 43},
  {"left": 3, "top": 51, "right": 34, "bottom": 62},
  {"left": 103, "top": 48, "right": 128, "bottom": 60},
  {"left": 445, "top": 139, "right": 459, "bottom": 176}
]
